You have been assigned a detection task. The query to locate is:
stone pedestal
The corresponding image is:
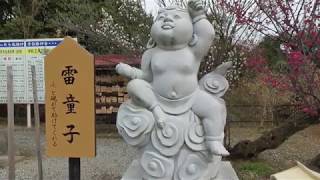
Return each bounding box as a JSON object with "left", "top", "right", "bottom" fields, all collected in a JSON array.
[
  {"left": 214, "top": 162, "right": 239, "bottom": 180},
  {"left": 122, "top": 160, "right": 239, "bottom": 180}
]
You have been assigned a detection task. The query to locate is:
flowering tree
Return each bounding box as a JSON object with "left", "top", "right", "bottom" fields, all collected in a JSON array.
[
  {"left": 221, "top": 0, "right": 320, "bottom": 165},
  {"left": 93, "top": 1, "right": 152, "bottom": 55},
  {"left": 53, "top": 0, "right": 152, "bottom": 55},
  {"left": 232, "top": 0, "right": 320, "bottom": 115},
  {"left": 200, "top": 0, "right": 259, "bottom": 84}
]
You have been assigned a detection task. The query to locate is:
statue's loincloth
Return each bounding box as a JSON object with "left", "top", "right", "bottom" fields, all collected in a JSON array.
[{"left": 154, "top": 89, "right": 199, "bottom": 115}]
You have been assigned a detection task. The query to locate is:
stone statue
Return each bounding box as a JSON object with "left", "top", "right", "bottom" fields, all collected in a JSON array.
[{"left": 115, "top": 0, "right": 233, "bottom": 179}]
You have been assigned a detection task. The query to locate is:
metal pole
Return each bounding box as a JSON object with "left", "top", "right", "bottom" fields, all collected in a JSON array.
[
  {"left": 31, "top": 66, "right": 43, "bottom": 180},
  {"left": 69, "top": 158, "right": 80, "bottom": 180},
  {"left": 7, "top": 66, "right": 15, "bottom": 180}
]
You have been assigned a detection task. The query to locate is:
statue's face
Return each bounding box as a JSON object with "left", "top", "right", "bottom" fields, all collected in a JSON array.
[{"left": 151, "top": 9, "right": 193, "bottom": 48}]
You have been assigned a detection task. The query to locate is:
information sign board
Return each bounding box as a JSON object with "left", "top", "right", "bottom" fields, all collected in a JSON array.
[{"left": 0, "top": 38, "right": 64, "bottom": 103}]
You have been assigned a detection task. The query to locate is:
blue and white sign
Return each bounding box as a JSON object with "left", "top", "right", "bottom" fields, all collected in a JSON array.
[{"left": 0, "top": 38, "right": 64, "bottom": 103}]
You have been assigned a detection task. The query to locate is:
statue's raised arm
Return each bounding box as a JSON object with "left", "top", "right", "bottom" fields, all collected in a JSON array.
[{"left": 188, "top": 0, "right": 215, "bottom": 60}]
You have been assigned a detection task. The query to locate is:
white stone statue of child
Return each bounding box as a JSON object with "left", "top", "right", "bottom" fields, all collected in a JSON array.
[{"left": 116, "top": 0, "right": 229, "bottom": 156}]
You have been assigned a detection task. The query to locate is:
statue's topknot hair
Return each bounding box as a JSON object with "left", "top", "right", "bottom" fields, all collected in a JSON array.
[{"left": 158, "top": 6, "right": 188, "bottom": 14}]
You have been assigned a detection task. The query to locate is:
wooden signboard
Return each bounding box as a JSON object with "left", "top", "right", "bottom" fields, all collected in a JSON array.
[{"left": 45, "top": 37, "right": 95, "bottom": 157}]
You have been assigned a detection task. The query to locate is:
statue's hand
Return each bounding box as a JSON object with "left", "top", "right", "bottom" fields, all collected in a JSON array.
[
  {"left": 188, "top": 0, "right": 206, "bottom": 18},
  {"left": 116, "top": 63, "right": 132, "bottom": 78}
]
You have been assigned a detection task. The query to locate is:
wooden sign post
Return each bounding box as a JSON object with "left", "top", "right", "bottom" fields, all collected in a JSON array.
[
  {"left": 7, "top": 66, "right": 15, "bottom": 180},
  {"left": 45, "top": 37, "right": 96, "bottom": 180},
  {"left": 31, "top": 65, "right": 43, "bottom": 180}
]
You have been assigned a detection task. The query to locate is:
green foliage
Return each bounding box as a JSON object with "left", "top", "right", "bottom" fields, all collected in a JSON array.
[
  {"left": 0, "top": 0, "right": 14, "bottom": 24},
  {"left": 0, "top": 0, "right": 65, "bottom": 39},
  {"left": 258, "top": 36, "right": 287, "bottom": 73},
  {"left": 49, "top": 0, "right": 104, "bottom": 51}
]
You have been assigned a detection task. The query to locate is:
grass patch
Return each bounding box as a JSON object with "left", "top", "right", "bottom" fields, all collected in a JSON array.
[
  {"left": 232, "top": 159, "right": 275, "bottom": 180},
  {"left": 239, "top": 161, "right": 273, "bottom": 177}
]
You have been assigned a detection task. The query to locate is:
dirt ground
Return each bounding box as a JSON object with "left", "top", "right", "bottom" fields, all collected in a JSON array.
[{"left": 0, "top": 122, "right": 319, "bottom": 180}]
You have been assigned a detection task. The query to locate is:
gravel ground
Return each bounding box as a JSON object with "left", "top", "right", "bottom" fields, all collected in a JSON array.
[
  {"left": 0, "top": 125, "right": 138, "bottom": 180},
  {"left": 0, "top": 124, "right": 319, "bottom": 180},
  {"left": 259, "top": 124, "right": 320, "bottom": 169}
]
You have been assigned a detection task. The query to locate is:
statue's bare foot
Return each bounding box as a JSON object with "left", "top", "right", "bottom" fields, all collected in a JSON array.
[
  {"left": 157, "top": 121, "right": 166, "bottom": 129},
  {"left": 152, "top": 106, "right": 166, "bottom": 129},
  {"left": 206, "top": 141, "right": 230, "bottom": 156}
]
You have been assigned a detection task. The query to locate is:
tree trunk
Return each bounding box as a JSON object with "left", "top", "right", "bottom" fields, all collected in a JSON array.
[
  {"left": 311, "top": 154, "right": 320, "bottom": 170},
  {"left": 229, "top": 115, "right": 319, "bottom": 159}
]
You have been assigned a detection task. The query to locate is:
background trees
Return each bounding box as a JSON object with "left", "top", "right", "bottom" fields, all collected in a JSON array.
[
  {"left": 200, "top": 0, "right": 258, "bottom": 84},
  {"left": 0, "top": 0, "right": 152, "bottom": 55},
  {"left": 220, "top": 0, "right": 320, "bottom": 167},
  {"left": 0, "top": 0, "right": 44, "bottom": 38},
  {"left": 51, "top": 0, "right": 152, "bottom": 55},
  {"left": 229, "top": 0, "right": 320, "bottom": 119}
]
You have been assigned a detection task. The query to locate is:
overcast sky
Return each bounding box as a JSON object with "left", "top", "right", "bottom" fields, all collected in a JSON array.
[{"left": 143, "top": 0, "right": 159, "bottom": 15}]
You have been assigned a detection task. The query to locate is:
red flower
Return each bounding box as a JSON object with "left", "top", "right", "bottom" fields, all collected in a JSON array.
[
  {"left": 302, "top": 107, "right": 318, "bottom": 116},
  {"left": 245, "top": 57, "right": 267, "bottom": 72},
  {"left": 289, "top": 51, "right": 303, "bottom": 62},
  {"left": 287, "top": 51, "right": 304, "bottom": 72}
]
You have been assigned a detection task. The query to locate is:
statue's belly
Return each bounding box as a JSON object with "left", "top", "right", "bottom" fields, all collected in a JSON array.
[
  {"left": 152, "top": 73, "right": 198, "bottom": 99},
  {"left": 150, "top": 49, "right": 200, "bottom": 99}
]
